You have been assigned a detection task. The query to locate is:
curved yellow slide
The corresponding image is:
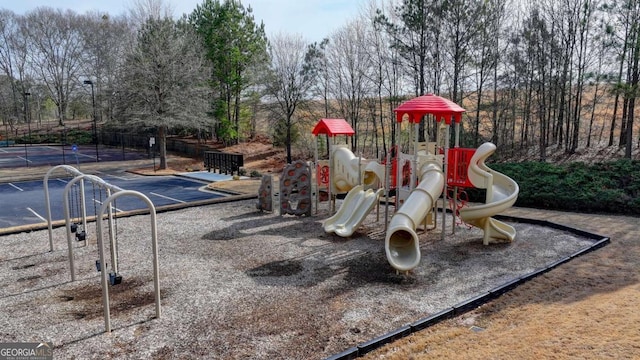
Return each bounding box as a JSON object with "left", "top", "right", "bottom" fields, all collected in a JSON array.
[
  {"left": 385, "top": 160, "right": 444, "bottom": 272},
  {"left": 323, "top": 185, "right": 383, "bottom": 237},
  {"left": 459, "top": 142, "right": 519, "bottom": 245},
  {"left": 330, "top": 146, "right": 384, "bottom": 193},
  {"left": 323, "top": 146, "right": 386, "bottom": 237}
]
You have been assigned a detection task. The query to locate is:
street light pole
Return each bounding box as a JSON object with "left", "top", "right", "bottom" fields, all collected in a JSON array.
[
  {"left": 84, "top": 80, "right": 98, "bottom": 162},
  {"left": 24, "top": 92, "right": 31, "bottom": 145}
]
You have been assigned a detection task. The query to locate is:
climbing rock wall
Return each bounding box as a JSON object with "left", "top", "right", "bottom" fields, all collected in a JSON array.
[
  {"left": 279, "top": 160, "right": 312, "bottom": 216},
  {"left": 256, "top": 174, "right": 273, "bottom": 212}
]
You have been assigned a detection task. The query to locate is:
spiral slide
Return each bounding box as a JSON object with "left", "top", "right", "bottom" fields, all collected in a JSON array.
[
  {"left": 385, "top": 159, "right": 444, "bottom": 272},
  {"left": 323, "top": 185, "right": 383, "bottom": 237},
  {"left": 459, "top": 142, "right": 519, "bottom": 245}
]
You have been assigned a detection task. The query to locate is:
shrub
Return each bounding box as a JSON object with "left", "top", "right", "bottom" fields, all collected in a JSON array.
[
  {"left": 250, "top": 170, "right": 261, "bottom": 178},
  {"left": 489, "top": 159, "right": 640, "bottom": 215}
]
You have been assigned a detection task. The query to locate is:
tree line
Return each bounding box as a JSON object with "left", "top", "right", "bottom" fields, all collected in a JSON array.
[
  {"left": 0, "top": 0, "right": 267, "bottom": 168},
  {"left": 1, "top": 0, "right": 639, "bottom": 168},
  {"left": 271, "top": 0, "right": 640, "bottom": 162}
]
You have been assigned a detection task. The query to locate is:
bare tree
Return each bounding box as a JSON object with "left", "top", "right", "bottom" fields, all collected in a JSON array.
[
  {"left": 365, "top": 0, "right": 403, "bottom": 157},
  {"left": 264, "top": 32, "right": 312, "bottom": 164},
  {"left": 304, "top": 38, "right": 332, "bottom": 118},
  {"left": 377, "top": 0, "right": 442, "bottom": 141},
  {"left": 440, "top": 0, "right": 485, "bottom": 108},
  {"left": 22, "top": 8, "right": 84, "bottom": 126},
  {"left": 327, "top": 19, "right": 373, "bottom": 152},
  {"left": 623, "top": 2, "right": 640, "bottom": 158},
  {"left": 127, "top": 0, "right": 174, "bottom": 27},
  {"left": 586, "top": 37, "right": 607, "bottom": 148},
  {"left": 470, "top": 0, "right": 505, "bottom": 147},
  {"left": 518, "top": 5, "right": 556, "bottom": 161},
  {"left": 79, "top": 12, "right": 133, "bottom": 123},
  {"left": 0, "top": 10, "right": 25, "bottom": 129}
]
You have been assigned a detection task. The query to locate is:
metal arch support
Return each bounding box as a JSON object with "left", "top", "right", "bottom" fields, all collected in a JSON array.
[
  {"left": 44, "top": 165, "right": 84, "bottom": 252},
  {"left": 96, "top": 190, "right": 160, "bottom": 333},
  {"left": 63, "top": 174, "right": 123, "bottom": 281}
]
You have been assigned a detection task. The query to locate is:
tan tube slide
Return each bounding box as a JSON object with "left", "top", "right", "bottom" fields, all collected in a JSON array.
[{"left": 385, "top": 159, "right": 444, "bottom": 272}]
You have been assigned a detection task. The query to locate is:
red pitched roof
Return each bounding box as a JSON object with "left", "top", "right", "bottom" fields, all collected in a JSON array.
[
  {"left": 394, "top": 94, "right": 465, "bottom": 124},
  {"left": 311, "top": 118, "right": 355, "bottom": 136}
]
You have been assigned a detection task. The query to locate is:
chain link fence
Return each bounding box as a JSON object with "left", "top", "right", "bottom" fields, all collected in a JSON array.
[{"left": 1, "top": 124, "right": 219, "bottom": 161}]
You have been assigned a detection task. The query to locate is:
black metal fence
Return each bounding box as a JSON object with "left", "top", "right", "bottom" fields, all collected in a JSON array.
[
  {"left": 204, "top": 151, "right": 244, "bottom": 175},
  {"left": 2, "top": 126, "right": 221, "bottom": 161},
  {"left": 101, "top": 131, "right": 150, "bottom": 150},
  {"left": 101, "top": 131, "right": 216, "bottom": 158}
]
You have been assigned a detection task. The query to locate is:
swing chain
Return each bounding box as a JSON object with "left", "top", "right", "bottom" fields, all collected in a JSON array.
[
  {"left": 69, "top": 182, "right": 77, "bottom": 233},
  {"left": 92, "top": 182, "right": 98, "bottom": 221},
  {"left": 113, "top": 197, "right": 119, "bottom": 271}
]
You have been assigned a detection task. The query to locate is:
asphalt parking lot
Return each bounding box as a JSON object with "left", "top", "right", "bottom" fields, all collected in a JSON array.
[{"left": 0, "top": 172, "right": 227, "bottom": 229}]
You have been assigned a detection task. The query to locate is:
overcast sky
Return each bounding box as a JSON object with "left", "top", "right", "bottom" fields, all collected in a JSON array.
[{"left": 3, "top": 0, "right": 364, "bottom": 42}]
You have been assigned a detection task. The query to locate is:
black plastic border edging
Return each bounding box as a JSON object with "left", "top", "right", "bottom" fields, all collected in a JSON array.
[
  {"left": 357, "top": 325, "right": 412, "bottom": 356},
  {"left": 410, "top": 307, "right": 454, "bottom": 332},
  {"left": 324, "top": 215, "right": 611, "bottom": 360}
]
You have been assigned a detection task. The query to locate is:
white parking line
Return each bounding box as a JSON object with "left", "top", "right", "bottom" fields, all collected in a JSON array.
[
  {"left": 150, "top": 192, "right": 186, "bottom": 204},
  {"left": 73, "top": 152, "right": 96, "bottom": 159},
  {"left": 95, "top": 171, "right": 131, "bottom": 181},
  {"left": 8, "top": 183, "right": 23, "bottom": 191},
  {"left": 16, "top": 156, "right": 32, "bottom": 163},
  {"left": 26, "top": 207, "right": 46, "bottom": 222},
  {"left": 92, "top": 199, "right": 123, "bottom": 213}
]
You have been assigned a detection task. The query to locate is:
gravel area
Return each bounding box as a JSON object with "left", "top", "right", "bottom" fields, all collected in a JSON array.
[{"left": 0, "top": 199, "right": 596, "bottom": 359}]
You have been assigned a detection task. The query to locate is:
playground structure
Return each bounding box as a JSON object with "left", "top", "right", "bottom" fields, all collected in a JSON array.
[
  {"left": 42, "top": 165, "right": 161, "bottom": 333},
  {"left": 256, "top": 118, "right": 385, "bottom": 224},
  {"left": 256, "top": 160, "right": 314, "bottom": 216},
  {"left": 310, "top": 95, "right": 520, "bottom": 272},
  {"left": 279, "top": 160, "right": 312, "bottom": 216},
  {"left": 311, "top": 119, "right": 386, "bottom": 237}
]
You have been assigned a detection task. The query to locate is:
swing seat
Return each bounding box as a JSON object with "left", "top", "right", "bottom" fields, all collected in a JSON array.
[
  {"left": 75, "top": 231, "right": 86, "bottom": 241},
  {"left": 109, "top": 273, "right": 122, "bottom": 286},
  {"left": 70, "top": 223, "right": 78, "bottom": 233}
]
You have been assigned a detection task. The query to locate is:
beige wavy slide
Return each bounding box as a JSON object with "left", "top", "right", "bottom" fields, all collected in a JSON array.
[
  {"left": 323, "top": 185, "right": 383, "bottom": 237},
  {"left": 459, "top": 142, "right": 519, "bottom": 245}
]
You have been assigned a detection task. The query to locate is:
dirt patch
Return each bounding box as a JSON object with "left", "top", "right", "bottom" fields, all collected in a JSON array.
[
  {"left": 207, "top": 178, "right": 264, "bottom": 194},
  {"left": 128, "top": 139, "right": 286, "bottom": 177}
]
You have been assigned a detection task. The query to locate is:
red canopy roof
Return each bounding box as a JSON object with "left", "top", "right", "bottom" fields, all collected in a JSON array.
[
  {"left": 311, "top": 118, "right": 355, "bottom": 137},
  {"left": 394, "top": 94, "right": 465, "bottom": 125}
]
